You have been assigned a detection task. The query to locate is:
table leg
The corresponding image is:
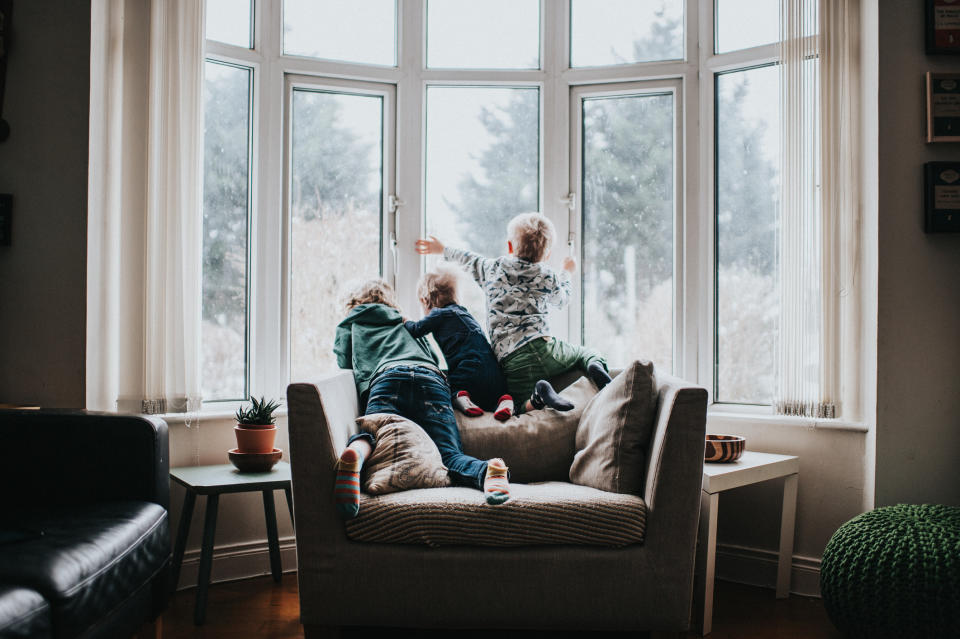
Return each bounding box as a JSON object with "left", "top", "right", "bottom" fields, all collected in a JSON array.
[
  {"left": 170, "top": 489, "right": 195, "bottom": 593},
  {"left": 263, "top": 489, "right": 282, "bottom": 582},
  {"left": 284, "top": 486, "right": 294, "bottom": 530},
  {"left": 694, "top": 490, "right": 719, "bottom": 636},
  {"left": 194, "top": 493, "right": 219, "bottom": 625},
  {"left": 776, "top": 473, "right": 798, "bottom": 598}
]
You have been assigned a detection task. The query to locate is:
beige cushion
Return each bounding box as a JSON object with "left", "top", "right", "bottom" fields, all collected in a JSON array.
[
  {"left": 569, "top": 360, "right": 658, "bottom": 495},
  {"left": 356, "top": 413, "right": 452, "bottom": 494},
  {"left": 345, "top": 481, "right": 646, "bottom": 547},
  {"left": 457, "top": 377, "right": 598, "bottom": 483}
]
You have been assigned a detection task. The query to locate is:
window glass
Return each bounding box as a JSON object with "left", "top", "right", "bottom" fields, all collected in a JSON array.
[
  {"left": 290, "top": 90, "right": 384, "bottom": 381},
  {"left": 423, "top": 86, "right": 540, "bottom": 327},
  {"left": 205, "top": 0, "right": 253, "bottom": 48},
  {"left": 284, "top": 0, "right": 396, "bottom": 66},
  {"left": 715, "top": 65, "right": 779, "bottom": 403},
  {"left": 571, "top": 0, "right": 683, "bottom": 67},
  {"left": 581, "top": 92, "right": 674, "bottom": 372},
  {"left": 202, "top": 61, "right": 251, "bottom": 400},
  {"left": 427, "top": 0, "right": 540, "bottom": 69},
  {"left": 715, "top": 0, "right": 778, "bottom": 53}
]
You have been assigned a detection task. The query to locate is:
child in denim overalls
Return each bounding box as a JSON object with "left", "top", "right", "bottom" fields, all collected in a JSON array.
[{"left": 405, "top": 266, "right": 572, "bottom": 420}]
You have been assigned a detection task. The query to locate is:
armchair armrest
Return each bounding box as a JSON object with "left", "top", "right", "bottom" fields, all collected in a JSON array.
[{"left": 0, "top": 409, "right": 169, "bottom": 510}]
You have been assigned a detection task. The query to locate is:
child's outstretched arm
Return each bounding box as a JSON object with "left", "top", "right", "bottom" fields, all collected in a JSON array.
[
  {"left": 544, "top": 257, "right": 575, "bottom": 308},
  {"left": 415, "top": 235, "right": 495, "bottom": 285},
  {"left": 404, "top": 308, "right": 445, "bottom": 338}
]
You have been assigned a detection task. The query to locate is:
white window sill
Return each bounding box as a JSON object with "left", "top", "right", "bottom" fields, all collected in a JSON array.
[
  {"left": 708, "top": 404, "right": 868, "bottom": 433},
  {"left": 153, "top": 404, "right": 288, "bottom": 425}
]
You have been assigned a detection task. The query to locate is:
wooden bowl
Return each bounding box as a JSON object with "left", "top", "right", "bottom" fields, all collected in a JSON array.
[
  {"left": 704, "top": 434, "right": 745, "bottom": 463},
  {"left": 228, "top": 448, "right": 282, "bottom": 473}
]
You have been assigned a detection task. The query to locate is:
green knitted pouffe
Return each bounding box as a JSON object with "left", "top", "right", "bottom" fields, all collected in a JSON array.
[{"left": 820, "top": 504, "right": 960, "bottom": 639}]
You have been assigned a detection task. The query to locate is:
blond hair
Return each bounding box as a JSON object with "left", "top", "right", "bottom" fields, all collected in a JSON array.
[
  {"left": 507, "top": 212, "right": 555, "bottom": 262},
  {"left": 418, "top": 266, "right": 459, "bottom": 310},
  {"left": 343, "top": 279, "right": 400, "bottom": 312}
]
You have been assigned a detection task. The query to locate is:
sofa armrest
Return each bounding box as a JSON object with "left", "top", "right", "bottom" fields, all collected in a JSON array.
[
  {"left": 0, "top": 410, "right": 169, "bottom": 510},
  {"left": 286, "top": 370, "right": 360, "bottom": 556},
  {"left": 641, "top": 375, "right": 708, "bottom": 557}
]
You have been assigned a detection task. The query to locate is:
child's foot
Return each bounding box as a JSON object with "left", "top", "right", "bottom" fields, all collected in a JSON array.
[
  {"left": 588, "top": 361, "right": 613, "bottom": 390},
  {"left": 494, "top": 394, "right": 514, "bottom": 421},
  {"left": 484, "top": 458, "right": 510, "bottom": 505},
  {"left": 529, "top": 380, "right": 574, "bottom": 411},
  {"left": 335, "top": 448, "right": 364, "bottom": 519},
  {"left": 453, "top": 391, "right": 484, "bottom": 417}
]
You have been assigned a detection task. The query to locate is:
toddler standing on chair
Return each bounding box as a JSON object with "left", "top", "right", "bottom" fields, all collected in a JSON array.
[
  {"left": 406, "top": 266, "right": 570, "bottom": 420},
  {"left": 415, "top": 212, "right": 612, "bottom": 413}
]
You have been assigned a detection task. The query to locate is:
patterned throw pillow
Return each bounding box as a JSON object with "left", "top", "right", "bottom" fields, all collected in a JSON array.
[
  {"left": 569, "top": 360, "right": 659, "bottom": 495},
  {"left": 356, "top": 413, "right": 453, "bottom": 494}
]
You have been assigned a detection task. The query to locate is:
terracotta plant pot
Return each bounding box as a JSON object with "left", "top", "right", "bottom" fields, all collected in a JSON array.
[{"left": 235, "top": 424, "right": 277, "bottom": 454}]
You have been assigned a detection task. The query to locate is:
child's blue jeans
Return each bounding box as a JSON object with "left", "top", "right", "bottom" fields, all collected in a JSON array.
[{"left": 349, "top": 364, "right": 488, "bottom": 490}]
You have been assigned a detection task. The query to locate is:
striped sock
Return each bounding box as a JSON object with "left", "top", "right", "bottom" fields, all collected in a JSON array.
[
  {"left": 484, "top": 459, "right": 510, "bottom": 505},
  {"left": 335, "top": 447, "right": 364, "bottom": 519}
]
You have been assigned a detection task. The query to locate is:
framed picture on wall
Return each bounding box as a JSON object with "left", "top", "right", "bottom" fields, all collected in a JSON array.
[
  {"left": 926, "top": 72, "right": 960, "bottom": 142},
  {"left": 924, "top": 162, "right": 960, "bottom": 233},
  {"left": 926, "top": 0, "right": 960, "bottom": 54}
]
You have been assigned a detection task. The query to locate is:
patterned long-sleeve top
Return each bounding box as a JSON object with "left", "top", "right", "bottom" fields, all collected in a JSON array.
[{"left": 443, "top": 246, "right": 571, "bottom": 361}]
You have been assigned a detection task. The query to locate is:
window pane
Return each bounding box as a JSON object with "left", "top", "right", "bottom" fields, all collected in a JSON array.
[
  {"left": 205, "top": 0, "right": 252, "bottom": 48},
  {"left": 571, "top": 0, "right": 683, "bottom": 67},
  {"left": 427, "top": 0, "right": 540, "bottom": 69},
  {"left": 715, "top": 0, "right": 779, "bottom": 53},
  {"left": 290, "top": 90, "right": 383, "bottom": 381},
  {"left": 283, "top": 0, "right": 396, "bottom": 66},
  {"left": 715, "top": 65, "right": 779, "bottom": 403},
  {"left": 202, "top": 62, "right": 251, "bottom": 400},
  {"left": 582, "top": 93, "right": 674, "bottom": 372},
  {"left": 424, "top": 87, "right": 539, "bottom": 325}
]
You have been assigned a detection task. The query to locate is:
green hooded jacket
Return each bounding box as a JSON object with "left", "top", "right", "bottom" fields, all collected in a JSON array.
[{"left": 333, "top": 303, "right": 441, "bottom": 400}]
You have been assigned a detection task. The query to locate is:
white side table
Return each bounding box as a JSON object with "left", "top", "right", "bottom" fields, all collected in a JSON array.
[{"left": 694, "top": 451, "right": 799, "bottom": 635}]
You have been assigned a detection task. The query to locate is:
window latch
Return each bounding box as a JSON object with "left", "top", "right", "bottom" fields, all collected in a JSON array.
[
  {"left": 388, "top": 195, "right": 404, "bottom": 213},
  {"left": 560, "top": 192, "right": 576, "bottom": 211}
]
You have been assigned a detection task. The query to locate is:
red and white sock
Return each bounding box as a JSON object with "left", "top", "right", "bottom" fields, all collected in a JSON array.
[
  {"left": 454, "top": 390, "right": 484, "bottom": 417},
  {"left": 494, "top": 395, "right": 514, "bottom": 421}
]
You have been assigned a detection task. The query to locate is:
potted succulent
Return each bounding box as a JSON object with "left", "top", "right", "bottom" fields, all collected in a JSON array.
[{"left": 234, "top": 396, "right": 281, "bottom": 454}]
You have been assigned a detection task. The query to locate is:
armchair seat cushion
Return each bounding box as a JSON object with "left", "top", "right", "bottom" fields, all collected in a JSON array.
[
  {"left": 0, "top": 501, "right": 168, "bottom": 639},
  {"left": 345, "top": 481, "right": 646, "bottom": 547},
  {"left": 0, "top": 585, "right": 52, "bottom": 639}
]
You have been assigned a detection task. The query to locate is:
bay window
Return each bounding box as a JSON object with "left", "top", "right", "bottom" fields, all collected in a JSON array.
[{"left": 189, "top": 0, "right": 859, "bottom": 418}]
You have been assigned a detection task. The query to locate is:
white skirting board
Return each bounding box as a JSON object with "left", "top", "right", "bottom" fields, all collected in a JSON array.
[
  {"left": 716, "top": 543, "right": 822, "bottom": 598},
  {"left": 173, "top": 537, "right": 298, "bottom": 591}
]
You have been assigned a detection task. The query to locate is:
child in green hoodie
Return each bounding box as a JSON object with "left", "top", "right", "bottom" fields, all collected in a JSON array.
[{"left": 332, "top": 279, "right": 510, "bottom": 519}]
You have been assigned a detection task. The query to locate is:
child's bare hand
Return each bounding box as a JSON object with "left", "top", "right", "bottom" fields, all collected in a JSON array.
[
  {"left": 415, "top": 235, "right": 445, "bottom": 255},
  {"left": 562, "top": 256, "right": 577, "bottom": 272}
]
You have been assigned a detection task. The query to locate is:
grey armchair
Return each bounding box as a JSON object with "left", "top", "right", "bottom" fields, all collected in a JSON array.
[{"left": 287, "top": 369, "right": 707, "bottom": 635}]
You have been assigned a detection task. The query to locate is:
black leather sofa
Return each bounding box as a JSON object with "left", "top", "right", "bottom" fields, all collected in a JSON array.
[{"left": 0, "top": 410, "right": 170, "bottom": 639}]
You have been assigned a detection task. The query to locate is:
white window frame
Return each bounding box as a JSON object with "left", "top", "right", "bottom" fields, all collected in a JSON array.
[{"left": 201, "top": 0, "right": 846, "bottom": 419}]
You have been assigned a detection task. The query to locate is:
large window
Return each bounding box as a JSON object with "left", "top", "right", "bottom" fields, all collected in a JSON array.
[{"left": 200, "top": 0, "right": 822, "bottom": 415}]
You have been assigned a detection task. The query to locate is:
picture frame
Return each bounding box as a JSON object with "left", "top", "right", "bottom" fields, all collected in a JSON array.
[
  {"left": 926, "top": 72, "right": 960, "bottom": 142},
  {"left": 924, "top": 162, "right": 960, "bottom": 233},
  {"left": 926, "top": 0, "right": 960, "bottom": 54}
]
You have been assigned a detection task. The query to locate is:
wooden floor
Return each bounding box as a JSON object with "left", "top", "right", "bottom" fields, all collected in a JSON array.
[{"left": 159, "top": 574, "right": 842, "bottom": 639}]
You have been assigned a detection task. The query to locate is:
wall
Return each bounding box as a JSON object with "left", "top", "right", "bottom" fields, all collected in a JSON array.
[
  {"left": 0, "top": 0, "right": 89, "bottom": 407},
  {"left": 875, "top": 1, "right": 960, "bottom": 507}
]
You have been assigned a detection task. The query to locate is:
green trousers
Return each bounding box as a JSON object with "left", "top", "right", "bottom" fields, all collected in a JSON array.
[{"left": 501, "top": 336, "right": 607, "bottom": 410}]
